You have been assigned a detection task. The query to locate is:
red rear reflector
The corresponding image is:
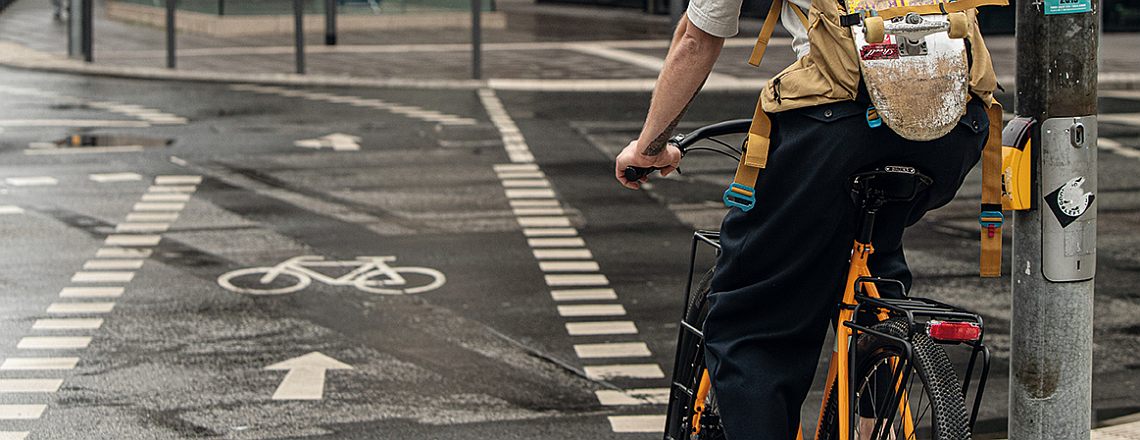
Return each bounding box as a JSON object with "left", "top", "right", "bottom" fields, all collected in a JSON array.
[{"left": 927, "top": 321, "right": 981, "bottom": 342}]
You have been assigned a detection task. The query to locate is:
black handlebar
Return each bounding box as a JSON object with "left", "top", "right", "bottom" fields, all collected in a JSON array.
[{"left": 621, "top": 118, "right": 751, "bottom": 182}]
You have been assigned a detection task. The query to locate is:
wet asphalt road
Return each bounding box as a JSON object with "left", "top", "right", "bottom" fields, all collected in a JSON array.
[{"left": 0, "top": 66, "right": 1137, "bottom": 439}]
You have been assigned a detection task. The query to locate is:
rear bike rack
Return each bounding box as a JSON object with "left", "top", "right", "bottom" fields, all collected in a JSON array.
[{"left": 664, "top": 230, "right": 721, "bottom": 440}]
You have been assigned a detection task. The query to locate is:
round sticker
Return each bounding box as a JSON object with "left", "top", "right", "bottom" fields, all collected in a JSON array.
[{"left": 1056, "top": 176, "right": 1093, "bottom": 218}]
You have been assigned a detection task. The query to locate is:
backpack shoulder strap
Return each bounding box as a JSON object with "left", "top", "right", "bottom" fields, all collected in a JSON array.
[
  {"left": 748, "top": 0, "right": 786, "bottom": 67},
  {"left": 980, "top": 100, "right": 1005, "bottom": 277}
]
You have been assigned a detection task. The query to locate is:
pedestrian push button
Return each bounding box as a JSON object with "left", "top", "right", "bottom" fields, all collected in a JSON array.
[{"left": 723, "top": 183, "right": 757, "bottom": 212}]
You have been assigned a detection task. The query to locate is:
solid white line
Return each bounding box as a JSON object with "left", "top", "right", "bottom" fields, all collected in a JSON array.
[
  {"left": 32, "top": 319, "right": 103, "bottom": 330},
  {"left": 155, "top": 175, "right": 202, "bottom": 185},
  {"left": 4, "top": 176, "right": 58, "bottom": 186},
  {"left": 493, "top": 163, "right": 539, "bottom": 172},
  {"left": 501, "top": 179, "right": 550, "bottom": 188},
  {"left": 132, "top": 202, "right": 186, "bottom": 211},
  {"left": 89, "top": 172, "right": 142, "bottom": 183},
  {"left": 141, "top": 193, "right": 191, "bottom": 202},
  {"left": 0, "top": 379, "right": 63, "bottom": 393},
  {"left": 517, "top": 216, "right": 572, "bottom": 228},
  {"left": 147, "top": 185, "right": 197, "bottom": 193},
  {"left": 584, "top": 364, "right": 664, "bottom": 380},
  {"left": 497, "top": 171, "right": 545, "bottom": 179},
  {"left": 551, "top": 288, "right": 617, "bottom": 301},
  {"left": 545, "top": 274, "right": 609, "bottom": 287},
  {"left": 125, "top": 212, "right": 178, "bottom": 222},
  {"left": 71, "top": 271, "right": 134, "bottom": 283},
  {"left": 59, "top": 287, "right": 124, "bottom": 298},
  {"left": 18, "top": 336, "right": 92, "bottom": 349},
  {"left": 523, "top": 228, "right": 578, "bottom": 237},
  {"left": 115, "top": 222, "right": 170, "bottom": 233},
  {"left": 0, "top": 405, "right": 46, "bottom": 420},
  {"left": 96, "top": 248, "right": 152, "bottom": 258},
  {"left": 0, "top": 205, "right": 24, "bottom": 214},
  {"left": 47, "top": 302, "right": 115, "bottom": 314},
  {"left": 105, "top": 234, "right": 161, "bottom": 246},
  {"left": 513, "top": 207, "right": 565, "bottom": 216},
  {"left": 83, "top": 259, "right": 144, "bottom": 270},
  {"left": 595, "top": 388, "right": 670, "bottom": 405},
  {"left": 539, "top": 261, "right": 601, "bottom": 272},
  {"left": 0, "top": 357, "right": 79, "bottom": 370},
  {"left": 566, "top": 321, "right": 638, "bottom": 336},
  {"left": 505, "top": 189, "right": 555, "bottom": 199},
  {"left": 528, "top": 237, "right": 586, "bottom": 247},
  {"left": 574, "top": 342, "right": 652, "bottom": 359},
  {"left": 608, "top": 415, "right": 666, "bottom": 432},
  {"left": 533, "top": 249, "right": 593, "bottom": 260},
  {"left": 557, "top": 304, "right": 626, "bottom": 317}
]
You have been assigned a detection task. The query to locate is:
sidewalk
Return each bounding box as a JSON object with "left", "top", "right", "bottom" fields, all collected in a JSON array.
[{"left": 0, "top": 0, "right": 1138, "bottom": 90}]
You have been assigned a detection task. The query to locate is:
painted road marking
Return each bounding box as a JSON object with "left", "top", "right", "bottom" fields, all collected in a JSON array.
[
  {"left": 59, "top": 287, "right": 124, "bottom": 298},
  {"left": 95, "top": 248, "right": 152, "bottom": 259},
  {"left": 528, "top": 237, "right": 586, "bottom": 247},
  {"left": 155, "top": 175, "right": 203, "bottom": 185},
  {"left": 0, "top": 206, "right": 24, "bottom": 214},
  {"left": 17, "top": 337, "right": 92, "bottom": 349},
  {"left": 0, "top": 379, "right": 63, "bottom": 393},
  {"left": 539, "top": 261, "right": 601, "bottom": 272},
  {"left": 574, "top": 342, "right": 652, "bottom": 359},
  {"left": 294, "top": 133, "right": 362, "bottom": 151},
  {"left": 4, "top": 176, "right": 58, "bottom": 187},
  {"left": 141, "top": 193, "right": 191, "bottom": 202},
  {"left": 497, "top": 171, "right": 545, "bottom": 179},
  {"left": 265, "top": 352, "right": 353, "bottom": 400},
  {"left": 501, "top": 179, "right": 550, "bottom": 188},
  {"left": 509, "top": 199, "right": 558, "bottom": 207},
  {"left": 551, "top": 288, "right": 617, "bottom": 301},
  {"left": 115, "top": 222, "right": 171, "bottom": 233},
  {"left": 566, "top": 321, "right": 638, "bottom": 336},
  {"left": 31, "top": 319, "right": 104, "bottom": 330},
  {"left": 83, "top": 259, "right": 145, "bottom": 270},
  {"left": 608, "top": 415, "right": 666, "bottom": 433},
  {"left": 132, "top": 202, "right": 186, "bottom": 212},
  {"left": 105, "top": 234, "right": 162, "bottom": 246},
  {"left": 595, "top": 388, "right": 670, "bottom": 406},
  {"left": 0, "top": 358, "right": 79, "bottom": 370},
  {"left": 0, "top": 405, "right": 46, "bottom": 420},
  {"left": 25, "top": 146, "right": 146, "bottom": 155},
  {"left": 482, "top": 90, "right": 534, "bottom": 163},
  {"left": 533, "top": 249, "right": 593, "bottom": 260},
  {"left": 513, "top": 207, "right": 565, "bottom": 216},
  {"left": 47, "top": 302, "right": 116, "bottom": 314},
  {"left": 557, "top": 304, "right": 626, "bottom": 317},
  {"left": 147, "top": 185, "right": 197, "bottom": 193},
  {"left": 517, "top": 216, "right": 572, "bottom": 228},
  {"left": 523, "top": 228, "right": 578, "bottom": 237},
  {"left": 505, "top": 188, "right": 556, "bottom": 199},
  {"left": 229, "top": 86, "right": 477, "bottom": 125},
  {"left": 89, "top": 172, "right": 142, "bottom": 183},
  {"left": 584, "top": 364, "right": 665, "bottom": 380},
  {"left": 0, "top": 120, "right": 149, "bottom": 128},
  {"left": 1100, "top": 137, "right": 1140, "bottom": 159},
  {"left": 0, "top": 433, "right": 27, "bottom": 440},
  {"left": 545, "top": 274, "right": 609, "bottom": 287},
  {"left": 126, "top": 212, "right": 179, "bottom": 222},
  {"left": 71, "top": 271, "right": 135, "bottom": 283}
]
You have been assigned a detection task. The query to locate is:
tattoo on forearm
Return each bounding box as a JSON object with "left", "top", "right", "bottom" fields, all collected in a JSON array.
[{"left": 641, "top": 84, "right": 703, "bottom": 156}]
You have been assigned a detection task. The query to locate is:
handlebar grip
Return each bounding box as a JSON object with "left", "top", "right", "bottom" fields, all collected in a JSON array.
[{"left": 623, "top": 166, "right": 658, "bottom": 182}]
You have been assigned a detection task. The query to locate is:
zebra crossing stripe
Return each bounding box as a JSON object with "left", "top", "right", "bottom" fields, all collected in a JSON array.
[
  {"left": 573, "top": 342, "right": 652, "bottom": 359},
  {"left": 608, "top": 415, "right": 666, "bottom": 433},
  {"left": 594, "top": 388, "right": 670, "bottom": 406},
  {"left": 583, "top": 364, "right": 665, "bottom": 380},
  {"left": 17, "top": 337, "right": 93, "bottom": 349},
  {"left": 0, "top": 358, "right": 79, "bottom": 370},
  {"left": 565, "top": 321, "right": 637, "bottom": 336},
  {"left": 0, "top": 405, "right": 47, "bottom": 420},
  {"left": 0, "top": 379, "right": 63, "bottom": 393},
  {"left": 557, "top": 304, "right": 626, "bottom": 317}
]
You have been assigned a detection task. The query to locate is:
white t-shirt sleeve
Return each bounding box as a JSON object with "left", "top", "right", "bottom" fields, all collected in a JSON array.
[
  {"left": 686, "top": 0, "right": 745, "bottom": 38},
  {"left": 781, "top": 0, "right": 812, "bottom": 59}
]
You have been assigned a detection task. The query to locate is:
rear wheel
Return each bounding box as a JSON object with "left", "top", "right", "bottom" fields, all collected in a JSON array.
[
  {"left": 818, "top": 319, "right": 969, "bottom": 440},
  {"left": 665, "top": 268, "right": 726, "bottom": 440}
]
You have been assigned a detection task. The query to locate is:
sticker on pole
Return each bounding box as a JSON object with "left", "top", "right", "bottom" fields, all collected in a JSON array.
[
  {"left": 1044, "top": 0, "right": 1091, "bottom": 15},
  {"left": 1044, "top": 176, "right": 1095, "bottom": 228}
]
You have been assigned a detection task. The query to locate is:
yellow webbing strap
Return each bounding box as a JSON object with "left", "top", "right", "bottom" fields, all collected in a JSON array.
[
  {"left": 980, "top": 101, "right": 1005, "bottom": 277},
  {"left": 791, "top": 3, "right": 810, "bottom": 28},
  {"left": 748, "top": 0, "right": 785, "bottom": 67},
  {"left": 871, "top": 0, "right": 1007, "bottom": 20}
]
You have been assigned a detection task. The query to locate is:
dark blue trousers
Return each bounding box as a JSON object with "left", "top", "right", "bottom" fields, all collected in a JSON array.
[{"left": 703, "top": 98, "right": 990, "bottom": 440}]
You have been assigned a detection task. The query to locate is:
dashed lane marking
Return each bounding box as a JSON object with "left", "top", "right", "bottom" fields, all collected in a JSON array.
[
  {"left": 551, "top": 288, "right": 617, "bottom": 301},
  {"left": 71, "top": 271, "right": 135, "bottom": 283},
  {"left": 59, "top": 287, "right": 124, "bottom": 298},
  {"left": 104, "top": 234, "right": 162, "bottom": 246},
  {"left": 557, "top": 304, "right": 627, "bottom": 317},
  {"left": 505, "top": 188, "right": 556, "bottom": 199},
  {"left": 16, "top": 337, "right": 92, "bottom": 349},
  {"left": 132, "top": 202, "right": 186, "bottom": 212},
  {"left": 0, "top": 379, "right": 63, "bottom": 393},
  {"left": 0, "top": 432, "right": 28, "bottom": 440},
  {"left": 46, "top": 303, "right": 116, "bottom": 314},
  {"left": 497, "top": 171, "right": 545, "bottom": 179},
  {"left": 229, "top": 85, "right": 477, "bottom": 126},
  {"left": 573, "top": 342, "right": 652, "bottom": 359},
  {"left": 4, "top": 177, "right": 58, "bottom": 187},
  {"left": 83, "top": 259, "right": 145, "bottom": 270},
  {"left": 147, "top": 185, "right": 197, "bottom": 193},
  {"left": 595, "top": 388, "right": 670, "bottom": 406},
  {"left": 583, "top": 364, "right": 665, "bottom": 380},
  {"left": 608, "top": 415, "right": 667, "bottom": 433},
  {"left": 0, "top": 405, "right": 46, "bottom": 420},
  {"left": 31, "top": 319, "right": 104, "bottom": 330},
  {"left": 539, "top": 261, "right": 601, "bottom": 272},
  {"left": 565, "top": 321, "right": 638, "bottom": 336},
  {"left": 517, "top": 216, "right": 572, "bottom": 228},
  {"left": 568, "top": 44, "right": 740, "bottom": 83},
  {"left": 0, "top": 206, "right": 24, "bottom": 215},
  {"left": 154, "top": 175, "right": 203, "bottom": 185},
  {"left": 89, "top": 173, "right": 143, "bottom": 183},
  {"left": 0, "top": 358, "right": 79, "bottom": 370},
  {"left": 501, "top": 179, "right": 551, "bottom": 188},
  {"left": 125, "top": 212, "right": 179, "bottom": 222},
  {"left": 509, "top": 199, "right": 560, "bottom": 208},
  {"left": 95, "top": 248, "right": 153, "bottom": 259},
  {"left": 141, "top": 193, "right": 192, "bottom": 202},
  {"left": 1101, "top": 138, "right": 1140, "bottom": 159},
  {"left": 545, "top": 274, "right": 609, "bottom": 287},
  {"left": 115, "top": 222, "right": 171, "bottom": 233},
  {"left": 527, "top": 237, "right": 587, "bottom": 247},
  {"left": 513, "top": 207, "right": 565, "bottom": 216},
  {"left": 1100, "top": 112, "right": 1140, "bottom": 127},
  {"left": 533, "top": 249, "right": 593, "bottom": 260},
  {"left": 523, "top": 228, "right": 578, "bottom": 237}
]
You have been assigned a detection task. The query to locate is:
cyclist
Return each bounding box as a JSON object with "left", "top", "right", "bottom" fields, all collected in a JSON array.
[{"left": 613, "top": 0, "right": 999, "bottom": 438}]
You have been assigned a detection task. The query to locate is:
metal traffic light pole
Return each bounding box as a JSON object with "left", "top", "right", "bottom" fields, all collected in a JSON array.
[{"left": 1009, "top": 0, "right": 1099, "bottom": 436}]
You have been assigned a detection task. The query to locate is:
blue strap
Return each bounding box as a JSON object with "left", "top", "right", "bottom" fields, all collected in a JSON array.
[{"left": 723, "top": 183, "right": 757, "bottom": 212}]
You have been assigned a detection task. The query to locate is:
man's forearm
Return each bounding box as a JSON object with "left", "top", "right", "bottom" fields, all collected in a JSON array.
[{"left": 637, "top": 16, "right": 724, "bottom": 156}]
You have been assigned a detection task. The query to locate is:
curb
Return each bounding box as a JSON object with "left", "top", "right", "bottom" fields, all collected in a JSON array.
[{"left": 2, "top": 42, "right": 1138, "bottom": 92}]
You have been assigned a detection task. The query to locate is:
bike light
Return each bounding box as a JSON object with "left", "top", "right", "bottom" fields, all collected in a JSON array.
[{"left": 927, "top": 320, "right": 981, "bottom": 342}]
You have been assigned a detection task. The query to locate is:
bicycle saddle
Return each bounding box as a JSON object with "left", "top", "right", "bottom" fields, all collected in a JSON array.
[{"left": 850, "top": 165, "right": 933, "bottom": 207}]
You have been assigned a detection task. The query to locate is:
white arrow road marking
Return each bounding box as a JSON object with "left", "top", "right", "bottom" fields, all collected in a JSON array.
[
  {"left": 294, "top": 133, "right": 362, "bottom": 151},
  {"left": 265, "top": 352, "right": 353, "bottom": 400}
]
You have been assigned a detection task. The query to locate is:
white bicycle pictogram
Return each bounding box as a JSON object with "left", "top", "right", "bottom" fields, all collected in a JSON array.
[{"left": 217, "top": 255, "right": 446, "bottom": 296}]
